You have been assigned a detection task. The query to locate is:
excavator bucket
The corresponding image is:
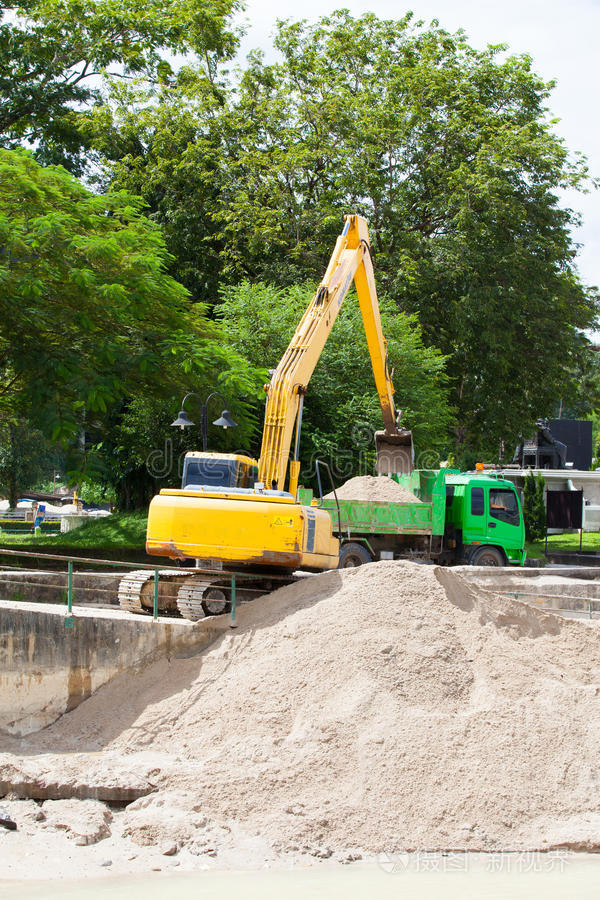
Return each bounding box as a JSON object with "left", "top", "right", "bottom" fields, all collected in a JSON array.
[{"left": 375, "top": 429, "right": 414, "bottom": 475}]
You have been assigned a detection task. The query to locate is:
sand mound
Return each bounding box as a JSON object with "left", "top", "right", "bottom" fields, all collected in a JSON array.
[
  {"left": 5, "top": 560, "right": 600, "bottom": 862},
  {"left": 325, "top": 475, "right": 420, "bottom": 503}
]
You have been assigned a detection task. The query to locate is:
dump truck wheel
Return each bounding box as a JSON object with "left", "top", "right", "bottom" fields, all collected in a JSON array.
[
  {"left": 471, "top": 546, "right": 505, "bottom": 567},
  {"left": 338, "top": 542, "right": 373, "bottom": 568}
]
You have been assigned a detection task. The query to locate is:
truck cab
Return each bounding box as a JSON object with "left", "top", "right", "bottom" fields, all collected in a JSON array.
[{"left": 444, "top": 473, "right": 525, "bottom": 565}]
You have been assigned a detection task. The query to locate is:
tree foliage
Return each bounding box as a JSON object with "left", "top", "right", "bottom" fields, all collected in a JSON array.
[
  {"left": 89, "top": 70, "right": 230, "bottom": 301},
  {"left": 0, "top": 148, "right": 188, "bottom": 437},
  {"left": 0, "top": 149, "right": 263, "bottom": 504},
  {"left": 99, "top": 11, "right": 598, "bottom": 457},
  {"left": 0, "top": 0, "right": 239, "bottom": 171},
  {"left": 88, "top": 389, "right": 263, "bottom": 510},
  {"left": 0, "top": 421, "right": 60, "bottom": 507},
  {"left": 522, "top": 471, "right": 546, "bottom": 542},
  {"left": 218, "top": 281, "right": 453, "bottom": 483},
  {"left": 229, "top": 13, "right": 598, "bottom": 454}
]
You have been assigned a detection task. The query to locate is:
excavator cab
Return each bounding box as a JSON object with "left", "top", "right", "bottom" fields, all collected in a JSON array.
[{"left": 181, "top": 452, "right": 258, "bottom": 490}]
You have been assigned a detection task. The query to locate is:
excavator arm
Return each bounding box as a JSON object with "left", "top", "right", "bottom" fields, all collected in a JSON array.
[{"left": 257, "top": 214, "right": 414, "bottom": 493}]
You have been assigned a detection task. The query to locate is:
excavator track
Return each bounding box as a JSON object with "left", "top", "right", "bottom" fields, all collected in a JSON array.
[
  {"left": 176, "top": 580, "right": 223, "bottom": 621},
  {"left": 118, "top": 569, "right": 300, "bottom": 621},
  {"left": 117, "top": 569, "right": 190, "bottom": 616}
]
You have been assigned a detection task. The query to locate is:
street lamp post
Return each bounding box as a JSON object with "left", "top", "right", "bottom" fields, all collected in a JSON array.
[{"left": 170, "top": 390, "right": 237, "bottom": 451}]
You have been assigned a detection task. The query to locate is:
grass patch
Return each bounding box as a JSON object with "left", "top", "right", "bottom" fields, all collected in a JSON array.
[
  {"left": 0, "top": 512, "right": 147, "bottom": 551},
  {"left": 544, "top": 532, "right": 600, "bottom": 552},
  {"left": 527, "top": 531, "right": 600, "bottom": 560},
  {"left": 524, "top": 541, "right": 546, "bottom": 560}
]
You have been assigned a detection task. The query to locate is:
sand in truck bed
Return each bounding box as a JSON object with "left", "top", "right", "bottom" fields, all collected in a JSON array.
[{"left": 325, "top": 474, "right": 421, "bottom": 503}]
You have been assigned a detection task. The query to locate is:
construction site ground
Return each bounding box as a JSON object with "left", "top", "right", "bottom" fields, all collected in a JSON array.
[
  {"left": 3, "top": 852, "right": 600, "bottom": 899},
  {"left": 3, "top": 559, "right": 600, "bottom": 886}
]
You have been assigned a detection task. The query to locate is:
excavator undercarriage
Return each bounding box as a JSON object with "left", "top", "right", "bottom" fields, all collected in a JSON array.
[{"left": 118, "top": 565, "right": 298, "bottom": 621}]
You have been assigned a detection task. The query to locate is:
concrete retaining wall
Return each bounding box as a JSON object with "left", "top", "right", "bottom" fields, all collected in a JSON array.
[
  {"left": 457, "top": 565, "right": 600, "bottom": 615},
  {"left": 0, "top": 570, "right": 122, "bottom": 606},
  {"left": 0, "top": 600, "right": 230, "bottom": 736}
]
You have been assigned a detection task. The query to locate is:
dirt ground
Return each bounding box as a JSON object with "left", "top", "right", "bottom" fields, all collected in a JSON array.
[{"left": 2, "top": 561, "right": 600, "bottom": 879}]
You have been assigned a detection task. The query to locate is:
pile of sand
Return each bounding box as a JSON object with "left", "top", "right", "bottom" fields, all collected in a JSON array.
[
  {"left": 4, "top": 560, "right": 600, "bottom": 868},
  {"left": 325, "top": 475, "right": 420, "bottom": 503}
]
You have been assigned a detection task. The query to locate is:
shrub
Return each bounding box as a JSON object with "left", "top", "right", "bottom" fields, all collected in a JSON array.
[{"left": 523, "top": 471, "right": 546, "bottom": 541}]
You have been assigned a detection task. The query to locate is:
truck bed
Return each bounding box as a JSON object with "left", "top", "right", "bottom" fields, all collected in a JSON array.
[{"left": 320, "top": 497, "right": 435, "bottom": 536}]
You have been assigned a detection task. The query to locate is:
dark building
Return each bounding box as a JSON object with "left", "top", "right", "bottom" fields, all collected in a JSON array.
[
  {"left": 549, "top": 419, "right": 593, "bottom": 471},
  {"left": 514, "top": 420, "right": 567, "bottom": 469},
  {"left": 513, "top": 419, "right": 593, "bottom": 470}
]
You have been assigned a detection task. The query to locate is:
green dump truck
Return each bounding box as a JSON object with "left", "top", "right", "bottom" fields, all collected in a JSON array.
[{"left": 300, "top": 469, "right": 525, "bottom": 568}]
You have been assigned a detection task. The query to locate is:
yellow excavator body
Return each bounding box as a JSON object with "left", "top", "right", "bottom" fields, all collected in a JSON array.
[
  {"left": 145, "top": 214, "right": 413, "bottom": 573},
  {"left": 146, "top": 487, "right": 339, "bottom": 570}
]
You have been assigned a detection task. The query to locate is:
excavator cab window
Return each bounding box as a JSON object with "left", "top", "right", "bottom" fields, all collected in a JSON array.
[
  {"left": 183, "top": 459, "right": 238, "bottom": 489},
  {"left": 238, "top": 464, "right": 259, "bottom": 488},
  {"left": 182, "top": 458, "right": 259, "bottom": 491}
]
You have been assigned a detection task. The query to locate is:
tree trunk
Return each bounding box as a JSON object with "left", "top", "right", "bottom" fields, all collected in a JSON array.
[
  {"left": 8, "top": 476, "right": 18, "bottom": 511},
  {"left": 8, "top": 424, "right": 18, "bottom": 510},
  {"left": 116, "top": 467, "right": 157, "bottom": 511}
]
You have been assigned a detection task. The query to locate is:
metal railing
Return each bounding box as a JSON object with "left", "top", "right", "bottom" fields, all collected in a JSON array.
[
  {"left": 478, "top": 584, "right": 600, "bottom": 620},
  {"left": 504, "top": 589, "right": 600, "bottom": 619},
  {"left": 0, "top": 547, "right": 296, "bottom": 627}
]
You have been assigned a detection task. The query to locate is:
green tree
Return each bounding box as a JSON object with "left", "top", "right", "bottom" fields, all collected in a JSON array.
[
  {"left": 84, "top": 385, "right": 263, "bottom": 511},
  {"left": 552, "top": 336, "right": 600, "bottom": 420},
  {"left": 522, "top": 471, "right": 546, "bottom": 542},
  {"left": 226, "top": 13, "right": 598, "bottom": 455},
  {"left": 0, "top": 422, "right": 59, "bottom": 508},
  {"left": 89, "top": 71, "right": 230, "bottom": 302},
  {"left": 99, "top": 11, "right": 598, "bottom": 457},
  {"left": 217, "top": 281, "right": 453, "bottom": 484},
  {"left": 0, "top": 149, "right": 263, "bottom": 503},
  {"left": 0, "top": 0, "right": 239, "bottom": 171}
]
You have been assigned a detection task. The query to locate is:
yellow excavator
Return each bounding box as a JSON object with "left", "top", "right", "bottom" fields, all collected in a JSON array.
[{"left": 118, "top": 214, "right": 413, "bottom": 617}]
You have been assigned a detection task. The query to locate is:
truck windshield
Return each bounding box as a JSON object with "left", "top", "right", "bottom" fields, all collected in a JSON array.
[{"left": 183, "top": 460, "right": 237, "bottom": 489}]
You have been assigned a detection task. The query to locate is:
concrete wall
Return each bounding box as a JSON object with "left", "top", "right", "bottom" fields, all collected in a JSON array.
[
  {"left": 0, "top": 601, "right": 230, "bottom": 736},
  {"left": 0, "top": 570, "right": 122, "bottom": 606},
  {"left": 501, "top": 468, "right": 600, "bottom": 505},
  {"left": 60, "top": 515, "right": 89, "bottom": 533},
  {"left": 458, "top": 566, "right": 600, "bottom": 615},
  {"left": 583, "top": 506, "right": 600, "bottom": 532}
]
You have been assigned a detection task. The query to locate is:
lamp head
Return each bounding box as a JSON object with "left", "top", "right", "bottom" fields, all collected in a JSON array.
[
  {"left": 213, "top": 409, "right": 238, "bottom": 430},
  {"left": 171, "top": 409, "right": 195, "bottom": 430}
]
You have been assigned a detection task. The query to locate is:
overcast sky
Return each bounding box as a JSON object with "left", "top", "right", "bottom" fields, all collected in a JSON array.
[{"left": 235, "top": 0, "right": 600, "bottom": 293}]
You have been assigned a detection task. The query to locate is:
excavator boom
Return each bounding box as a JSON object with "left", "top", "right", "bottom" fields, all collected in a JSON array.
[{"left": 258, "top": 214, "right": 413, "bottom": 492}]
